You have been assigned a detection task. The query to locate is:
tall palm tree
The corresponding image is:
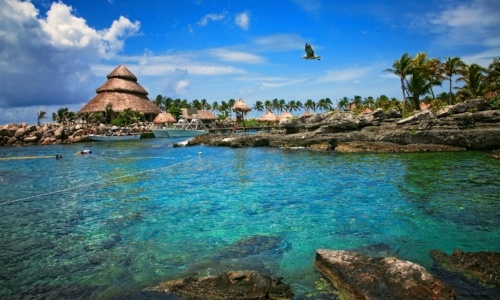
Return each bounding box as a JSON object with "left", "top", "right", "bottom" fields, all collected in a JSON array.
[
  {"left": 37, "top": 110, "right": 46, "bottom": 126},
  {"left": 263, "top": 100, "right": 271, "bottom": 112},
  {"left": 304, "top": 99, "right": 316, "bottom": 113},
  {"left": 441, "top": 57, "right": 465, "bottom": 105},
  {"left": 385, "top": 53, "right": 413, "bottom": 116},
  {"left": 252, "top": 101, "right": 264, "bottom": 117},
  {"left": 337, "top": 97, "right": 349, "bottom": 111}
]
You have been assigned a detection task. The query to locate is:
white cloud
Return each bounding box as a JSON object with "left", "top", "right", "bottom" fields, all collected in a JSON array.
[
  {"left": 423, "top": 0, "right": 500, "bottom": 47},
  {"left": 175, "top": 80, "right": 190, "bottom": 93},
  {"left": 235, "top": 11, "right": 250, "bottom": 30},
  {"left": 0, "top": 0, "right": 140, "bottom": 114},
  {"left": 209, "top": 49, "right": 264, "bottom": 63},
  {"left": 198, "top": 12, "right": 226, "bottom": 26},
  {"left": 254, "top": 34, "right": 305, "bottom": 52},
  {"left": 39, "top": 2, "right": 140, "bottom": 56}
]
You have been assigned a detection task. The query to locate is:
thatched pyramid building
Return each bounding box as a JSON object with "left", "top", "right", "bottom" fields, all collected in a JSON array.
[{"left": 79, "top": 64, "right": 160, "bottom": 121}]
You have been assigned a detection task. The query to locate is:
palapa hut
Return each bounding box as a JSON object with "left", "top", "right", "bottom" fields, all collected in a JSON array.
[
  {"left": 278, "top": 111, "right": 293, "bottom": 121},
  {"left": 78, "top": 64, "right": 161, "bottom": 122},
  {"left": 153, "top": 112, "right": 176, "bottom": 124},
  {"left": 259, "top": 110, "right": 279, "bottom": 130},
  {"left": 232, "top": 98, "right": 251, "bottom": 128},
  {"left": 300, "top": 110, "right": 312, "bottom": 118}
]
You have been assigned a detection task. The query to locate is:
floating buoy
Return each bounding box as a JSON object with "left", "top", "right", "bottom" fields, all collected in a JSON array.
[{"left": 198, "top": 152, "right": 202, "bottom": 155}]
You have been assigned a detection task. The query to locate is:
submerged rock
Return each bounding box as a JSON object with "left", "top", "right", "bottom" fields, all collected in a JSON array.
[
  {"left": 335, "top": 141, "right": 466, "bottom": 153},
  {"left": 430, "top": 249, "right": 500, "bottom": 286},
  {"left": 315, "top": 249, "right": 455, "bottom": 299},
  {"left": 144, "top": 271, "right": 293, "bottom": 299},
  {"left": 489, "top": 149, "right": 500, "bottom": 159}
]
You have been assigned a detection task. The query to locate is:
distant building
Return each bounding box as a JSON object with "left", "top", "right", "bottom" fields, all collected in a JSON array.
[{"left": 78, "top": 64, "right": 161, "bottom": 121}]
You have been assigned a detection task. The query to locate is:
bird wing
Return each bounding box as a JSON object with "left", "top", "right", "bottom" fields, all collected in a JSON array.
[{"left": 305, "top": 43, "right": 315, "bottom": 57}]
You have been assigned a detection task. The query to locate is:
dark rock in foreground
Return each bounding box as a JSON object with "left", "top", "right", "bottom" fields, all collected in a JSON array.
[
  {"left": 144, "top": 271, "right": 293, "bottom": 300},
  {"left": 315, "top": 249, "right": 455, "bottom": 299}
]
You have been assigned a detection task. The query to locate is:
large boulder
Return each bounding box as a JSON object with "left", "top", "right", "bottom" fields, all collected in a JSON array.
[
  {"left": 452, "top": 99, "right": 491, "bottom": 114},
  {"left": 144, "top": 271, "right": 293, "bottom": 300},
  {"left": 315, "top": 249, "right": 455, "bottom": 299}
]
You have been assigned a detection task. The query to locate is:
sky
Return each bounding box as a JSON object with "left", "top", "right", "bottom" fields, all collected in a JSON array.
[{"left": 1, "top": 0, "right": 499, "bottom": 125}]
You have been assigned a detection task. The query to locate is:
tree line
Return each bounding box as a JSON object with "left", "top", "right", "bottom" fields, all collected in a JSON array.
[{"left": 37, "top": 55, "right": 499, "bottom": 126}]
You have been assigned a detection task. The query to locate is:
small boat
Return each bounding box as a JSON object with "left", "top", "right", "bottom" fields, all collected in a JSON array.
[
  {"left": 165, "top": 118, "right": 209, "bottom": 138},
  {"left": 151, "top": 127, "right": 171, "bottom": 138},
  {"left": 89, "top": 133, "right": 141, "bottom": 141}
]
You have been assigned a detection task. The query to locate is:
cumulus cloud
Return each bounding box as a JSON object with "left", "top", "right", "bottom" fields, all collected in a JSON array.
[
  {"left": 198, "top": 12, "right": 226, "bottom": 26},
  {"left": 0, "top": 0, "right": 140, "bottom": 114},
  {"left": 235, "top": 11, "right": 250, "bottom": 30}
]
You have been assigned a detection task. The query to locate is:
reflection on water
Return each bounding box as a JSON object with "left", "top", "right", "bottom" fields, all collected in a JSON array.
[{"left": 0, "top": 140, "right": 499, "bottom": 298}]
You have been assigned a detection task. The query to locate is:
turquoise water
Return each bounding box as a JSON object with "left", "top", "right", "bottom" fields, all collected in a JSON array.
[{"left": 0, "top": 138, "right": 499, "bottom": 299}]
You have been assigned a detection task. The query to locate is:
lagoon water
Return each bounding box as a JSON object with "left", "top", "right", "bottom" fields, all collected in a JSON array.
[{"left": 1, "top": 138, "right": 499, "bottom": 299}]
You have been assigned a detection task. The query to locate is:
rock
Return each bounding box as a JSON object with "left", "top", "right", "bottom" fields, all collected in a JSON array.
[
  {"left": 490, "top": 149, "right": 500, "bottom": 159},
  {"left": 335, "top": 141, "right": 466, "bottom": 153},
  {"left": 397, "top": 110, "right": 435, "bottom": 126},
  {"left": 144, "top": 271, "right": 293, "bottom": 300},
  {"left": 452, "top": 99, "right": 491, "bottom": 114},
  {"left": 315, "top": 249, "right": 455, "bottom": 299},
  {"left": 430, "top": 249, "right": 500, "bottom": 286}
]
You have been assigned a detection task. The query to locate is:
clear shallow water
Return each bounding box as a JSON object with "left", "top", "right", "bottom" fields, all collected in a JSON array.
[{"left": 0, "top": 139, "right": 499, "bottom": 299}]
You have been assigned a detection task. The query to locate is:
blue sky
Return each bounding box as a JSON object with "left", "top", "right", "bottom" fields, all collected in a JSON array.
[{"left": 1, "top": 0, "right": 499, "bottom": 124}]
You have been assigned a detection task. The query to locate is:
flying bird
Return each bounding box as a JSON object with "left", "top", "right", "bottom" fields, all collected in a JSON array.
[{"left": 302, "top": 43, "right": 321, "bottom": 60}]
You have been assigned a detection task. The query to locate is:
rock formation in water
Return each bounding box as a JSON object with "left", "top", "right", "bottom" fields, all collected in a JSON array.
[
  {"left": 143, "top": 270, "right": 293, "bottom": 300},
  {"left": 315, "top": 249, "right": 455, "bottom": 299}
]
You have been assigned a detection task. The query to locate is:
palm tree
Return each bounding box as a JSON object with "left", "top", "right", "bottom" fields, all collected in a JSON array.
[
  {"left": 402, "top": 52, "right": 440, "bottom": 111},
  {"left": 304, "top": 99, "right": 316, "bottom": 113},
  {"left": 441, "top": 57, "right": 465, "bottom": 105},
  {"left": 252, "top": 101, "right": 264, "bottom": 117},
  {"left": 228, "top": 99, "right": 236, "bottom": 120},
  {"left": 385, "top": 53, "right": 413, "bottom": 116},
  {"left": 485, "top": 58, "right": 500, "bottom": 99},
  {"left": 36, "top": 110, "right": 46, "bottom": 126},
  {"left": 456, "top": 63, "right": 487, "bottom": 100},
  {"left": 337, "top": 97, "right": 349, "bottom": 111},
  {"left": 264, "top": 100, "right": 272, "bottom": 112}
]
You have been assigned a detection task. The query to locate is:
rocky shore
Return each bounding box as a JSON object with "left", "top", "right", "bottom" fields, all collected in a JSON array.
[
  {"left": 189, "top": 99, "right": 500, "bottom": 154},
  {"left": 0, "top": 121, "right": 155, "bottom": 146},
  {"left": 140, "top": 246, "right": 499, "bottom": 299}
]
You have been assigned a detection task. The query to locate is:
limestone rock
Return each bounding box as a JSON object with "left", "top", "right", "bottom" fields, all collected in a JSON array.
[
  {"left": 144, "top": 271, "right": 293, "bottom": 300},
  {"left": 315, "top": 249, "right": 455, "bottom": 299}
]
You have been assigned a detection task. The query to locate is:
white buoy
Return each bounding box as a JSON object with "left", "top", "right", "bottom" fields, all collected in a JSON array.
[{"left": 198, "top": 152, "right": 202, "bottom": 155}]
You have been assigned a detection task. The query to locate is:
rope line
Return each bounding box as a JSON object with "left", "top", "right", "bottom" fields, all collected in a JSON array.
[{"left": 0, "top": 156, "right": 198, "bottom": 206}]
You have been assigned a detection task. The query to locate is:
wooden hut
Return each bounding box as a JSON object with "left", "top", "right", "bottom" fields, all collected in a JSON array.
[{"left": 78, "top": 64, "right": 161, "bottom": 121}]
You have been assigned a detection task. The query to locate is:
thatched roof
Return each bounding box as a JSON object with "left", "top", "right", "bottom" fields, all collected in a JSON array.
[
  {"left": 232, "top": 98, "right": 251, "bottom": 112},
  {"left": 78, "top": 64, "right": 161, "bottom": 115},
  {"left": 259, "top": 110, "right": 279, "bottom": 122},
  {"left": 153, "top": 112, "right": 176, "bottom": 124},
  {"left": 180, "top": 108, "right": 217, "bottom": 120},
  {"left": 278, "top": 111, "right": 293, "bottom": 120},
  {"left": 300, "top": 110, "right": 312, "bottom": 117}
]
